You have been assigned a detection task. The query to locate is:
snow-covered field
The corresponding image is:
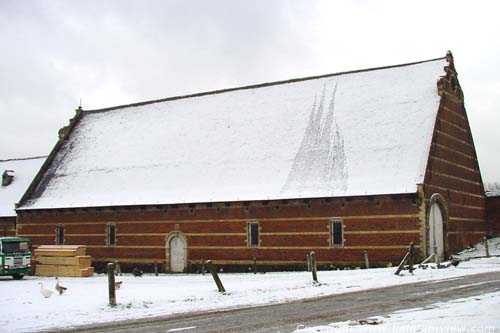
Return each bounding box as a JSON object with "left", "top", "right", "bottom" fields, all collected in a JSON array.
[{"left": 1, "top": 239, "right": 499, "bottom": 332}]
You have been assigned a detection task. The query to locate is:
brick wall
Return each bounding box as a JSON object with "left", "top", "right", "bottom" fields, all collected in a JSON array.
[
  {"left": 423, "top": 60, "right": 487, "bottom": 255},
  {"left": 486, "top": 196, "right": 500, "bottom": 236},
  {"left": 17, "top": 194, "right": 420, "bottom": 270},
  {"left": 0, "top": 216, "right": 16, "bottom": 237}
]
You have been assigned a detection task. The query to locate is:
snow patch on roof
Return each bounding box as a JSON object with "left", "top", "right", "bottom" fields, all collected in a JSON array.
[
  {"left": 0, "top": 157, "right": 46, "bottom": 216},
  {"left": 21, "top": 58, "right": 447, "bottom": 209}
]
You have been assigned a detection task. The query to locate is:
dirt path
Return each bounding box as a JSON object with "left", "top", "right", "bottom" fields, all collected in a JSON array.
[{"left": 51, "top": 271, "right": 500, "bottom": 333}]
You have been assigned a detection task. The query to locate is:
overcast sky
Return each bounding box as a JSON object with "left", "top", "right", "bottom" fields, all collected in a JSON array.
[{"left": 1, "top": 0, "right": 499, "bottom": 183}]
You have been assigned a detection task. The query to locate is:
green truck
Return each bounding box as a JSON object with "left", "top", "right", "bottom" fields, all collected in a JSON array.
[{"left": 0, "top": 237, "right": 32, "bottom": 279}]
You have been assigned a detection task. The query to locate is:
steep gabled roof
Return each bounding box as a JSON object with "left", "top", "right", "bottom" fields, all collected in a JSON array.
[
  {"left": 0, "top": 157, "right": 46, "bottom": 216},
  {"left": 19, "top": 56, "right": 449, "bottom": 210}
]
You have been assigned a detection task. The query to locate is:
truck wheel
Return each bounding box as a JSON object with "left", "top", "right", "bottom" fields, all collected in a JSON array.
[{"left": 12, "top": 274, "right": 24, "bottom": 280}]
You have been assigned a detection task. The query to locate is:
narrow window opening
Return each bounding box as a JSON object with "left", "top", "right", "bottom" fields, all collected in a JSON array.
[
  {"left": 248, "top": 222, "right": 259, "bottom": 247},
  {"left": 107, "top": 224, "right": 116, "bottom": 246},
  {"left": 331, "top": 219, "right": 343, "bottom": 247},
  {"left": 56, "top": 225, "right": 64, "bottom": 245}
]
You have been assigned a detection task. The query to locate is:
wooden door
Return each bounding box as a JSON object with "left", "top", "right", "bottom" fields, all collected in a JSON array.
[
  {"left": 170, "top": 236, "right": 186, "bottom": 273},
  {"left": 429, "top": 203, "right": 444, "bottom": 261}
]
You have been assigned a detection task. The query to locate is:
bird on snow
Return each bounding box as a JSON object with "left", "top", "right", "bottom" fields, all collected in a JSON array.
[
  {"left": 115, "top": 281, "right": 123, "bottom": 290},
  {"left": 55, "top": 278, "right": 67, "bottom": 295},
  {"left": 38, "top": 282, "right": 53, "bottom": 298}
]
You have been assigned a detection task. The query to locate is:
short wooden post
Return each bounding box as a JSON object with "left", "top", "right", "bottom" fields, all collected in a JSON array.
[
  {"left": 306, "top": 253, "right": 312, "bottom": 272},
  {"left": 310, "top": 251, "right": 318, "bottom": 283},
  {"left": 201, "top": 259, "right": 205, "bottom": 275},
  {"left": 253, "top": 257, "right": 257, "bottom": 274},
  {"left": 363, "top": 250, "right": 370, "bottom": 269},
  {"left": 394, "top": 243, "right": 414, "bottom": 275},
  {"left": 206, "top": 260, "right": 226, "bottom": 293},
  {"left": 394, "top": 252, "right": 409, "bottom": 275},
  {"left": 407, "top": 242, "right": 415, "bottom": 273},
  {"left": 484, "top": 237, "right": 490, "bottom": 257},
  {"left": 107, "top": 263, "right": 117, "bottom": 306},
  {"left": 154, "top": 261, "right": 159, "bottom": 276}
]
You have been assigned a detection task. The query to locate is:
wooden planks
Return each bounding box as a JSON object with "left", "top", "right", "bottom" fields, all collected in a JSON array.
[
  {"left": 34, "top": 245, "right": 94, "bottom": 277},
  {"left": 34, "top": 245, "right": 86, "bottom": 257}
]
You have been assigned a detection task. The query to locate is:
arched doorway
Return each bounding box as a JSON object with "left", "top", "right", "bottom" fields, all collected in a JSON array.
[
  {"left": 165, "top": 232, "right": 187, "bottom": 273},
  {"left": 429, "top": 202, "right": 444, "bottom": 261}
]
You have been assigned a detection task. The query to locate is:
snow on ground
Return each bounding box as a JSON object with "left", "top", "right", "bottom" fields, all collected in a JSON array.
[
  {"left": 453, "top": 237, "right": 500, "bottom": 260},
  {"left": 293, "top": 291, "right": 500, "bottom": 332},
  {"left": 1, "top": 254, "right": 499, "bottom": 332}
]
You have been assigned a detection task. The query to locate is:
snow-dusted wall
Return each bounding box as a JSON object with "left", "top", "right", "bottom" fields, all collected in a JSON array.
[
  {"left": 0, "top": 157, "right": 46, "bottom": 216},
  {"left": 21, "top": 59, "right": 446, "bottom": 209}
]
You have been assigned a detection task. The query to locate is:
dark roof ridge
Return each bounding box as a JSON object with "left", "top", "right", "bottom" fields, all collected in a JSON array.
[
  {"left": 0, "top": 156, "right": 48, "bottom": 163},
  {"left": 84, "top": 55, "right": 446, "bottom": 114}
]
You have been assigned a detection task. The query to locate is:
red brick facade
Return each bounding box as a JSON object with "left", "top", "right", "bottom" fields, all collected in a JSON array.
[
  {"left": 486, "top": 196, "right": 500, "bottom": 236},
  {"left": 17, "top": 194, "right": 421, "bottom": 270},
  {"left": 422, "top": 57, "right": 486, "bottom": 257},
  {"left": 0, "top": 216, "right": 16, "bottom": 237}
]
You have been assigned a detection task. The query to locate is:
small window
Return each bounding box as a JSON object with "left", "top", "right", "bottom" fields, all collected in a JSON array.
[
  {"left": 56, "top": 225, "right": 64, "bottom": 245},
  {"left": 107, "top": 224, "right": 116, "bottom": 246},
  {"left": 247, "top": 222, "right": 259, "bottom": 247},
  {"left": 330, "top": 219, "right": 343, "bottom": 247}
]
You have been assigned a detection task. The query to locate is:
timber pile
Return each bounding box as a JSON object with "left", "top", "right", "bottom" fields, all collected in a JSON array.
[{"left": 34, "top": 245, "right": 94, "bottom": 277}]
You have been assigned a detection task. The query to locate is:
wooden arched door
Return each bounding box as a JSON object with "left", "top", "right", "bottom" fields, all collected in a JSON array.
[{"left": 429, "top": 202, "right": 444, "bottom": 261}]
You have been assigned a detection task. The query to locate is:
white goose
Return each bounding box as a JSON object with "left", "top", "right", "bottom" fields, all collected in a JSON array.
[{"left": 38, "top": 282, "right": 53, "bottom": 298}]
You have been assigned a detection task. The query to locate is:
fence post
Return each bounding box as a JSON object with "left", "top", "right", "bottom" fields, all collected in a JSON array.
[
  {"left": 484, "top": 237, "right": 490, "bottom": 257},
  {"left": 306, "top": 253, "right": 312, "bottom": 272},
  {"left": 253, "top": 257, "right": 257, "bottom": 274},
  {"left": 154, "top": 261, "right": 159, "bottom": 276},
  {"left": 206, "top": 260, "right": 226, "bottom": 293},
  {"left": 107, "top": 263, "right": 117, "bottom": 306},
  {"left": 407, "top": 242, "right": 415, "bottom": 273},
  {"left": 363, "top": 250, "right": 370, "bottom": 269},
  {"left": 395, "top": 243, "right": 415, "bottom": 276},
  {"left": 310, "top": 251, "right": 318, "bottom": 283},
  {"left": 201, "top": 259, "right": 205, "bottom": 275}
]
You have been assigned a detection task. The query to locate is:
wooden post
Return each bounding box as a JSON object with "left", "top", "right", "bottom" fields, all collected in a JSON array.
[
  {"left": 306, "top": 253, "right": 312, "bottom": 272},
  {"left": 310, "top": 251, "right": 318, "bottom": 283},
  {"left": 201, "top": 259, "right": 205, "bottom": 275},
  {"left": 394, "top": 252, "right": 410, "bottom": 275},
  {"left": 484, "top": 237, "right": 490, "bottom": 257},
  {"left": 206, "top": 260, "right": 226, "bottom": 293},
  {"left": 253, "top": 257, "right": 257, "bottom": 274},
  {"left": 154, "top": 261, "right": 159, "bottom": 276},
  {"left": 107, "top": 263, "right": 117, "bottom": 306},
  {"left": 407, "top": 242, "right": 415, "bottom": 273},
  {"left": 394, "top": 243, "right": 415, "bottom": 275},
  {"left": 363, "top": 250, "right": 370, "bottom": 269}
]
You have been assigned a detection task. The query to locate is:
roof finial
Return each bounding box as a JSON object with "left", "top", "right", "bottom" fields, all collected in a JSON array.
[{"left": 446, "top": 50, "right": 454, "bottom": 63}]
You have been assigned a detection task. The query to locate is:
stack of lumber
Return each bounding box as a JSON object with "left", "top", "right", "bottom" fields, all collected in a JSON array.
[{"left": 34, "top": 245, "right": 94, "bottom": 277}]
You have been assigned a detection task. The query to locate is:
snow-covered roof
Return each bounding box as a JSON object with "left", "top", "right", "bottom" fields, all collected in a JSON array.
[
  {"left": 20, "top": 57, "right": 449, "bottom": 210},
  {"left": 0, "top": 157, "right": 46, "bottom": 216}
]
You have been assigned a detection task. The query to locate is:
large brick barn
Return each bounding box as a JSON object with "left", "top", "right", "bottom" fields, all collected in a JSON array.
[{"left": 16, "top": 52, "right": 487, "bottom": 272}]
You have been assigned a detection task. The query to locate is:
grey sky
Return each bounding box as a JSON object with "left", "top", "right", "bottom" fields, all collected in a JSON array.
[{"left": 1, "top": 0, "right": 499, "bottom": 183}]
